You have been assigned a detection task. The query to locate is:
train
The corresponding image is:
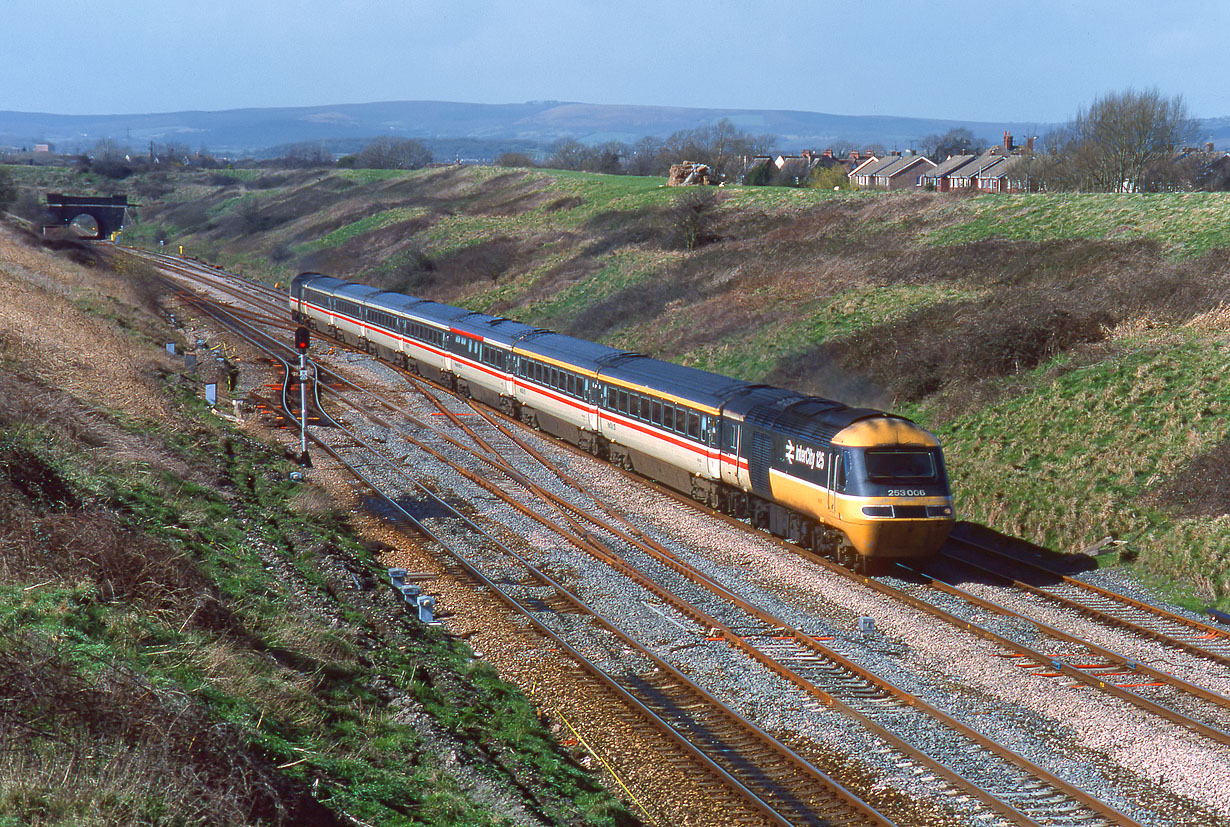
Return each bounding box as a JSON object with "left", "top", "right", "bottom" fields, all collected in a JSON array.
[{"left": 289, "top": 272, "right": 954, "bottom": 564}]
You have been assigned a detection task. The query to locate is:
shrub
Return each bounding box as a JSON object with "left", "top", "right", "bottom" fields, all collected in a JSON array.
[
  {"left": 666, "top": 188, "right": 722, "bottom": 251},
  {"left": 0, "top": 167, "right": 16, "bottom": 214}
]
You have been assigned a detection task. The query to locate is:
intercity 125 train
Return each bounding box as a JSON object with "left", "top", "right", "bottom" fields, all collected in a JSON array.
[{"left": 290, "top": 272, "right": 954, "bottom": 564}]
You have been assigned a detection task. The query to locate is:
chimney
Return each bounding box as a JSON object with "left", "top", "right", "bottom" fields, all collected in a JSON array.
[
  {"left": 801, "top": 149, "right": 812, "bottom": 161},
  {"left": 823, "top": 148, "right": 833, "bottom": 158},
  {"left": 1003, "top": 131, "right": 1014, "bottom": 152},
  {"left": 1026, "top": 136, "right": 1035, "bottom": 152},
  {"left": 1208, "top": 141, "right": 1216, "bottom": 152}
]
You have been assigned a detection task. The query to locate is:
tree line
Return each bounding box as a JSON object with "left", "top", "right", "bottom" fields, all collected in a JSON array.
[{"left": 497, "top": 119, "right": 776, "bottom": 181}]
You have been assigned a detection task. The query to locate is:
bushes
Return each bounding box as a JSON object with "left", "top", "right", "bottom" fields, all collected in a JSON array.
[
  {"left": 666, "top": 188, "right": 723, "bottom": 251},
  {"left": 0, "top": 167, "right": 16, "bottom": 214}
]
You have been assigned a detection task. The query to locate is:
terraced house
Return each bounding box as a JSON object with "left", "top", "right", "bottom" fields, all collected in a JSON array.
[
  {"left": 920, "top": 132, "right": 1038, "bottom": 193},
  {"left": 849, "top": 151, "right": 936, "bottom": 190}
]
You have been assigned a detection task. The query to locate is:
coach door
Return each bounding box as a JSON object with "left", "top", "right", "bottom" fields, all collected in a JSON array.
[
  {"left": 719, "top": 419, "right": 741, "bottom": 486},
  {"left": 825, "top": 451, "right": 841, "bottom": 513}
]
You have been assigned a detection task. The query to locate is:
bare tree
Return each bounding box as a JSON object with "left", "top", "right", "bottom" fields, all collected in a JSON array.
[
  {"left": 1050, "top": 88, "right": 1197, "bottom": 192},
  {"left": 546, "top": 138, "right": 588, "bottom": 171},
  {"left": 275, "top": 141, "right": 333, "bottom": 168},
  {"left": 919, "top": 128, "right": 982, "bottom": 160},
  {"left": 824, "top": 140, "right": 857, "bottom": 159},
  {"left": 354, "top": 137, "right": 432, "bottom": 170},
  {"left": 626, "top": 136, "right": 664, "bottom": 176}
]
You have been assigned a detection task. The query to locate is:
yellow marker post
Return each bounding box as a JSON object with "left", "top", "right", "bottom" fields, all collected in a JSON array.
[{"left": 179, "top": 245, "right": 184, "bottom": 256}]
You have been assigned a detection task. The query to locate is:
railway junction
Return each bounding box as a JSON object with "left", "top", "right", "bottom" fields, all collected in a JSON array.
[{"left": 127, "top": 247, "right": 1230, "bottom": 827}]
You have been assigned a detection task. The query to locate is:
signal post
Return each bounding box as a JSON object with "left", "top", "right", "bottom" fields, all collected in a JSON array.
[{"left": 294, "top": 326, "right": 312, "bottom": 467}]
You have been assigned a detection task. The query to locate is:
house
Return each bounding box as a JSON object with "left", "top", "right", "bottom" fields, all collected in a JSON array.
[
  {"left": 918, "top": 154, "right": 979, "bottom": 191},
  {"left": 849, "top": 155, "right": 894, "bottom": 188},
  {"left": 920, "top": 132, "right": 1039, "bottom": 193},
  {"left": 851, "top": 152, "right": 936, "bottom": 190}
]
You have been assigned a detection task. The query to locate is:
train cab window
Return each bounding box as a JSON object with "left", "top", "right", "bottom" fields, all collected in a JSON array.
[
  {"left": 865, "top": 450, "right": 937, "bottom": 481},
  {"left": 835, "top": 453, "right": 846, "bottom": 490},
  {"left": 687, "top": 412, "right": 700, "bottom": 441}
]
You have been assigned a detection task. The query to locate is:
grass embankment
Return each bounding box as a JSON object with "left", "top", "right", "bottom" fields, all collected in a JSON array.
[
  {"left": 10, "top": 162, "right": 1229, "bottom": 608},
  {"left": 0, "top": 223, "right": 634, "bottom": 826}
]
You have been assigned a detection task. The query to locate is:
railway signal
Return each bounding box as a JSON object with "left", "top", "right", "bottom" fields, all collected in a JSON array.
[{"left": 294, "top": 327, "right": 312, "bottom": 467}]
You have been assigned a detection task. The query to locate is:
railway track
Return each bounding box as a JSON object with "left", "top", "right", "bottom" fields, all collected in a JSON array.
[
  {"left": 140, "top": 253, "right": 899, "bottom": 827},
  {"left": 126, "top": 247, "right": 1229, "bottom": 826},
  {"left": 940, "top": 534, "right": 1230, "bottom": 665}
]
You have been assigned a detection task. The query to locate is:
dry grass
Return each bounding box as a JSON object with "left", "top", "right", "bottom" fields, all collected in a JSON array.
[
  {"left": 0, "top": 225, "right": 175, "bottom": 422},
  {"left": 0, "top": 629, "right": 338, "bottom": 827}
]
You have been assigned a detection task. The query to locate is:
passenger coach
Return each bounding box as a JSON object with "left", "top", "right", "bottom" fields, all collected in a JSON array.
[{"left": 290, "top": 272, "right": 954, "bottom": 563}]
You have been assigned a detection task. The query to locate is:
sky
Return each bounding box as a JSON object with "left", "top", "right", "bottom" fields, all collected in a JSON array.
[{"left": 5, "top": 0, "right": 1228, "bottom": 123}]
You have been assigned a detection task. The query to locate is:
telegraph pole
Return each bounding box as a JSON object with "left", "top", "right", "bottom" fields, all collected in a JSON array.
[{"left": 294, "top": 326, "right": 312, "bottom": 467}]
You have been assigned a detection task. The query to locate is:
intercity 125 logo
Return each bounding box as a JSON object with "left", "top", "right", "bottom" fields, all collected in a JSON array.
[{"left": 784, "top": 439, "right": 823, "bottom": 471}]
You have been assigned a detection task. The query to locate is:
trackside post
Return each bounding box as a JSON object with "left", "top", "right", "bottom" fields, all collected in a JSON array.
[{"left": 295, "top": 326, "right": 312, "bottom": 467}]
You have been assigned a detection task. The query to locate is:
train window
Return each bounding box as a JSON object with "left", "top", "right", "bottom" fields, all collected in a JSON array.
[
  {"left": 651, "top": 401, "right": 662, "bottom": 425},
  {"left": 687, "top": 412, "right": 700, "bottom": 440},
  {"left": 640, "top": 397, "right": 651, "bottom": 421},
  {"left": 605, "top": 386, "right": 616, "bottom": 409},
  {"left": 618, "top": 390, "right": 629, "bottom": 414},
  {"left": 663, "top": 405, "right": 675, "bottom": 432},
  {"left": 565, "top": 373, "right": 575, "bottom": 396},
  {"left": 551, "top": 367, "right": 560, "bottom": 389},
  {"left": 722, "top": 421, "right": 740, "bottom": 453},
  {"left": 865, "top": 450, "right": 937, "bottom": 481},
  {"left": 835, "top": 453, "right": 846, "bottom": 490}
]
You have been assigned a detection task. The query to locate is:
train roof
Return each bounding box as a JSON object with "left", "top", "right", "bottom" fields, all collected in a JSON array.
[
  {"left": 292, "top": 273, "right": 349, "bottom": 298},
  {"left": 450, "top": 313, "right": 539, "bottom": 347},
  {"left": 719, "top": 385, "right": 804, "bottom": 419},
  {"left": 599, "top": 356, "right": 753, "bottom": 411},
  {"left": 367, "top": 291, "right": 426, "bottom": 315},
  {"left": 744, "top": 396, "right": 896, "bottom": 444},
  {"left": 335, "top": 283, "right": 383, "bottom": 303},
  {"left": 513, "top": 330, "right": 630, "bottom": 373},
  {"left": 401, "top": 300, "right": 474, "bottom": 328}
]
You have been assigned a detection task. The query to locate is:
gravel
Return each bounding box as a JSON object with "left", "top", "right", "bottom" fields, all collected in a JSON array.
[{"left": 190, "top": 291, "right": 1230, "bottom": 827}]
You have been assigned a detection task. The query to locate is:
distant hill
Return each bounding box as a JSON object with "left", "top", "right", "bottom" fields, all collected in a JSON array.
[
  {"left": 0, "top": 100, "right": 1057, "bottom": 159},
  {"left": 2, "top": 100, "right": 1225, "bottom": 160}
]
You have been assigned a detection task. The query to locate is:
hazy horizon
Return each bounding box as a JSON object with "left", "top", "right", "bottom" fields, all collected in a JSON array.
[{"left": 5, "top": 1, "right": 1228, "bottom": 124}]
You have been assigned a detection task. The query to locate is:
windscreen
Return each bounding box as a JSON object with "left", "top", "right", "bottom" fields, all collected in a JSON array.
[{"left": 864, "top": 449, "right": 937, "bottom": 481}]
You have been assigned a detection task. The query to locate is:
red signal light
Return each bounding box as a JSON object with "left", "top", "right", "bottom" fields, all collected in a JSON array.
[{"left": 294, "top": 326, "right": 310, "bottom": 352}]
